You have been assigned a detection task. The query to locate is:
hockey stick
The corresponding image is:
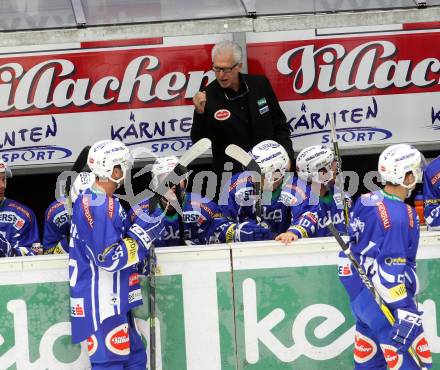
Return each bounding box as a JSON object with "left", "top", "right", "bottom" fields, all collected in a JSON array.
[
  {"left": 148, "top": 138, "right": 211, "bottom": 370},
  {"left": 225, "top": 144, "right": 263, "bottom": 221},
  {"left": 326, "top": 221, "right": 426, "bottom": 369},
  {"left": 65, "top": 146, "right": 91, "bottom": 215},
  {"left": 329, "top": 115, "right": 350, "bottom": 232}
]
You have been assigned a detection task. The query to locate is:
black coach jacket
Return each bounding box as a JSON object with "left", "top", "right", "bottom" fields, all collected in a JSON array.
[{"left": 191, "top": 73, "right": 294, "bottom": 174}]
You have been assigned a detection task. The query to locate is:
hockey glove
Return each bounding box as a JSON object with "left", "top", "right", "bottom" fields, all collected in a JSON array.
[
  {"left": 233, "top": 221, "right": 274, "bottom": 242},
  {"left": 127, "top": 220, "right": 165, "bottom": 260},
  {"left": 391, "top": 308, "right": 423, "bottom": 352}
]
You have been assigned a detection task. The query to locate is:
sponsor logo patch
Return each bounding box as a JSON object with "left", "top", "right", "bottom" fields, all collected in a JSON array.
[
  {"left": 128, "top": 289, "right": 142, "bottom": 304},
  {"left": 338, "top": 256, "right": 353, "bottom": 276},
  {"left": 70, "top": 297, "right": 85, "bottom": 317},
  {"left": 376, "top": 201, "right": 391, "bottom": 229},
  {"left": 108, "top": 197, "right": 114, "bottom": 219},
  {"left": 384, "top": 257, "right": 406, "bottom": 266},
  {"left": 87, "top": 335, "right": 98, "bottom": 356},
  {"left": 389, "top": 283, "right": 407, "bottom": 300},
  {"left": 259, "top": 105, "right": 269, "bottom": 115},
  {"left": 413, "top": 333, "right": 432, "bottom": 364},
  {"left": 105, "top": 324, "right": 130, "bottom": 356},
  {"left": 129, "top": 273, "right": 140, "bottom": 287},
  {"left": 354, "top": 331, "right": 377, "bottom": 363},
  {"left": 431, "top": 171, "right": 440, "bottom": 185},
  {"left": 406, "top": 205, "right": 414, "bottom": 228},
  {"left": 380, "top": 344, "right": 403, "bottom": 369},
  {"left": 214, "top": 109, "right": 231, "bottom": 121}
]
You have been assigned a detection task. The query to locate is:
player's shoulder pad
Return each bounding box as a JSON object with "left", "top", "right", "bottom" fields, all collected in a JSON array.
[
  {"left": 188, "top": 193, "right": 223, "bottom": 219},
  {"left": 6, "top": 199, "right": 35, "bottom": 222},
  {"left": 426, "top": 158, "right": 440, "bottom": 187},
  {"left": 228, "top": 171, "right": 256, "bottom": 193},
  {"left": 45, "top": 199, "right": 66, "bottom": 221}
]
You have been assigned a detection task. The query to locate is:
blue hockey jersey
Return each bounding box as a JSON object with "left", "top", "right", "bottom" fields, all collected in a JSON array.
[
  {"left": 0, "top": 198, "right": 40, "bottom": 256},
  {"left": 219, "top": 172, "right": 319, "bottom": 238},
  {"left": 43, "top": 199, "right": 70, "bottom": 254},
  {"left": 339, "top": 190, "right": 420, "bottom": 311},
  {"left": 69, "top": 187, "right": 151, "bottom": 343},
  {"left": 129, "top": 193, "right": 239, "bottom": 247},
  {"left": 423, "top": 156, "right": 440, "bottom": 230}
]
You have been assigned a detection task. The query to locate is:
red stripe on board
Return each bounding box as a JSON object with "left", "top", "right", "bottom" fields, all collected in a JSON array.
[
  {"left": 81, "top": 37, "right": 163, "bottom": 49},
  {"left": 402, "top": 21, "right": 440, "bottom": 30}
]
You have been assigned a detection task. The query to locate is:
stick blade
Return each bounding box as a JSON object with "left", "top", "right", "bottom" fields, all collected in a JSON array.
[
  {"left": 72, "top": 146, "right": 91, "bottom": 173},
  {"left": 66, "top": 145, "right": 91, "bottom": 197},
  {"left": 225, "top": 144, "right": 261, "bottom": 173},
  {"left": 180, "top": 138, "right": 211, "bottom": 167}
]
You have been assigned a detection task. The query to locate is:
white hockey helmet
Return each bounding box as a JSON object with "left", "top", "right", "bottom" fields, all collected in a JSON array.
[
  {"left": 70, "top": 172, "right": 94, "bottom": 203},
  {"left": 151, "top": 156, "right": 180, "bottom": 190},
  {"left": 251, "top": 140, "right": 289, "bottom": 185},
  {"left": 296, "top": 145, "right": 335, "bottom": 184},
  {"left": 0, "top": 161, "right": 12, "bottom": 179},
  {"left": 87, "top": 140, "right": 132, "bottom": 184},
  {"left": 378, "top": 144, "right": 425, "bottom": 189}
]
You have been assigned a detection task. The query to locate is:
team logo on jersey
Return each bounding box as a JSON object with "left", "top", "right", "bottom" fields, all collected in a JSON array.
[
  {"left": 380, "top": 344, "right": 403, "bottom": 369},
  {"left": 70, "top": 297, "right": 85, "bottom": 317},
  {"left": 105, "top": 324, "right": 130, "bottom": 356},
  {"left": 214, "top": 109, "right": 231, "bottom": 121},
  {"left": 354, "top": 332, "right": 377, "bottom": 363},
  {"left": 128, "top": 289, "right": 142, "bottom": 304},
  {"left": 413, "top": 333, "right": 432, "bottom": 364},
  {"left": 376, "top": 202, "right": 391, "bottom": 229},
  {"left": 87, "top": 335, "right": 98, "bottom": 356}
]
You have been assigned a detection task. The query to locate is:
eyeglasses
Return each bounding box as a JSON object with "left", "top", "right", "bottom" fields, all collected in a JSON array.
[{"left": 212, "top": 63, "right": 238, "bottom": 74}]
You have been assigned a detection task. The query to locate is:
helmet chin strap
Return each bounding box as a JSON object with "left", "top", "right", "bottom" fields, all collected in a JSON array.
[
  {"left": 401, "top": 169, "right": 418, "bottom": 198},
  {"left": 109, "top": 174, "right": 125, "bottom": 189},
  {"left": 402, "top": 181, "right": 416, "bottom": 198}
]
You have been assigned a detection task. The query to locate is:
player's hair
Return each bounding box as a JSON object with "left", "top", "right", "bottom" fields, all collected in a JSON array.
[{"left": 211, "top": 40, "right": 242, "bottom": 64}]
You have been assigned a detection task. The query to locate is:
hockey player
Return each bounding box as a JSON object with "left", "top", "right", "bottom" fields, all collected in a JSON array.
[
  {"left": 339, "top": 144, "right": 432, "bottom": 369},
  {"left": 69, "top": 140, "right": 165, "bottom": 370},
  {"left": 43, "top": 171, "right": 94, "bottom": 254},
  {"left": 219, "top": 140, "right": 319, "bottom": 244},
  {"left": 423, "top": 154, "right": 440, "bottom": 230},
  {"left": 296, "top": 145, "right": 351, "bottom": 236},
  {"left": 0, "top": 161, "right": 40, "bottom": 256},
  {"left": 129, "top": 156, "right": 274, "bottom": 246}
]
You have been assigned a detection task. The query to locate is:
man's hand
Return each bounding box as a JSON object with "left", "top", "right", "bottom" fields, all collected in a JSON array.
[
  {"left": 193, "top": 91, "right": 207, "bottom": 114},
  {"left": 275, "top": 231, "right": 298, "bottom": 245}
]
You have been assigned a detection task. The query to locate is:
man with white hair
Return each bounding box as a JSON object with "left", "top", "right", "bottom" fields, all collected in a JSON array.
[
  {"left": 0, "top": 161, "right": 40, "bottom": 257},
  {"left": 191, "top": 40, "right": 294, "bottom": 194}
]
